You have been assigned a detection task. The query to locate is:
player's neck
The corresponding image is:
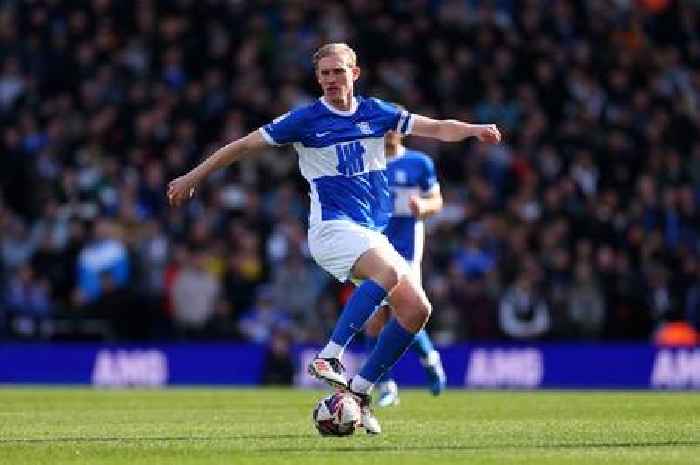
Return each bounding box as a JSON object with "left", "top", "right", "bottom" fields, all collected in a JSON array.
[
  {"left": 320, "top": 95, "right": 358, "bottom": 116},
  {"left": 327, "top": 93, "right": 353, "bottom": 111}
]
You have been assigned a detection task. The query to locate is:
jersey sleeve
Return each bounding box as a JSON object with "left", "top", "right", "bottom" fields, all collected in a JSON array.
[
  {"left": 419, "top": 154, "right": 439, "bottom": 193},
  {"left": 259, "top": 108, "right": 306, "bottom": 146},
  {"left": 370, "top": 98, "right": 414, "bottom": 136}
]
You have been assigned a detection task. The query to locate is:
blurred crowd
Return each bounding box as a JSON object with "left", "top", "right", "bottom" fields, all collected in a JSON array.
[{"left": 2, "top": 0, "right": 700, "bottom": 345}]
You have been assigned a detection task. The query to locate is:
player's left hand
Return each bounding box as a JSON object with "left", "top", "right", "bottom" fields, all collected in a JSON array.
[
  {"left": 475, "top": 124, "right": 501, "bottom": 144},
  {"left": 167, "top": 174, "right": 197, "bottom": 207}
]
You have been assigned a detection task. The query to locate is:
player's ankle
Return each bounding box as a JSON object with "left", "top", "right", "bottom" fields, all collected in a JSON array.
[
  {"left": 421, "top": 349, "right": 441, "bottom": 367},
  {"left": 349, "top": 375, "right": 373, "bottom": 395},
  {"left": 317, "top": 341, "right": 344, "bottom": 360}
]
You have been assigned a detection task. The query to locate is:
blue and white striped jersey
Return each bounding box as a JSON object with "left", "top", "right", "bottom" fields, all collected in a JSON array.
[
  {"left": 383, "top": 148, "right": 439, "bottom": 262},
  {"left": 259, "top": 96, "right": 413, "bottom": 230}
]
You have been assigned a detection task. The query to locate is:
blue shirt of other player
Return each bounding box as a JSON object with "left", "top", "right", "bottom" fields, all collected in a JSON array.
[{"left": 382, "top": 130, "right": 443, "bottom": 263}]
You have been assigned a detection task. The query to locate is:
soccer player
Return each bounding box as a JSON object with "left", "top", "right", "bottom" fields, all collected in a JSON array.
[
  {"left": 365, "top": 128, "right": 446, "bottom": 408},
  {"left": 168, "top": 43, "right": 501, "bottom": 434}
]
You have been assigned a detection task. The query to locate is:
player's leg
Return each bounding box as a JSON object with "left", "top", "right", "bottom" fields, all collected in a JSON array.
[
  {"left": 411, "top": 329, "right": 446, "bottom": 395},
  {"left": 310, "top": 246, "right": 402, "bottom": 389},
  {"left": 368, "top": 309, "right": 445, "bottom": 400},
  {"left": 405, "top": 257, "right": 446, "bottom": 395},
  {"left": 318, "top": 244, "right": 418, "bottom": 435},
  {"left": 364, "top": 305, "right": 389, "bottom": 367},
  {"left": 365, "top": 306, "right": 399, "bottom": 407},
  {"left": 364, "top": 305, "right": 388, "bottom": 343},
  {"left": 348, "top": 273, "right": 431, "bottom": 433}
]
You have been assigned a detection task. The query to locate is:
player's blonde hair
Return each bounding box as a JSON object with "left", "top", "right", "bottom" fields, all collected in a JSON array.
[{"left": 312, "top": 43, "right": 357, "bottom": 69}]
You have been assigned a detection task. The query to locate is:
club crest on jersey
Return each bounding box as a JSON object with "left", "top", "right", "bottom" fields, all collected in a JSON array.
[
  {"left": 395, "top": 169, "right": 407, "bottom": 185},
  {"left": 356, "top": 121, "right": 372, "bottom": 135}
]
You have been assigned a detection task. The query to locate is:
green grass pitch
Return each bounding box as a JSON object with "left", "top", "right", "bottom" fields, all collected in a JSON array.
[{"left": 0, "top": 388, "right": 698, "bottom": 465}]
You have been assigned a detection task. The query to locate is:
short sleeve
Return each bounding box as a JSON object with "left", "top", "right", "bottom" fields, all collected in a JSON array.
[
  {"left": 370, "top": 98, "right": 414, "bottom": 136},
  {"left": 259, "top": 109, "right": 306, "bottom": 146},
  {"left": 419, "top": 154, "right": 438, "bottom": 193}
]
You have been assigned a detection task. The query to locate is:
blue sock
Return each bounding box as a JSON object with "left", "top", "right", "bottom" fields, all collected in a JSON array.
[
  {"left": 359, "top": 318, "right": 416, "bottom": 384},
  {"left": 365, "top": 335, "right": 378, "bottom": 355},
  {"left": 411, "top": 329, "right": 435, "bottom": 360},
  {"left": 329, "top": 280, "right": 387, "bottom": 347},
  {"left": 365, "top": 335, "right": 391, "bottom": 383}
]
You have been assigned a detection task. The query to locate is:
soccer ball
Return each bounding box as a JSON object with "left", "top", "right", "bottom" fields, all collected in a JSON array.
[{"left": 312, "top": 392, "right": 361, "bottom": 436}]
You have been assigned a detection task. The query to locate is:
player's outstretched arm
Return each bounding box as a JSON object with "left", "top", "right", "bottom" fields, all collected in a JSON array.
[
  {"left": 167, "top": 130, "right": 267, "bottom": 207},
  {"left": 411, "top": 115, "right": 501, "bottom": 144}
]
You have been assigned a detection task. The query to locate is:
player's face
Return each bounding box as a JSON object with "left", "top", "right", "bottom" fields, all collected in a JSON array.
[{"left": 316, "top": 54, "right": 359, "bottom": 103}]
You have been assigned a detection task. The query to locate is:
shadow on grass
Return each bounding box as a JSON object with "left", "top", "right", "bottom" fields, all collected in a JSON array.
[{"left": 1, "top": 436, "right": 698, "bottom": 452}]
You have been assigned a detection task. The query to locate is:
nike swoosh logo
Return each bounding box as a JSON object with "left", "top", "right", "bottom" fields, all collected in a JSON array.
[{"left": 315, "top": 131, "right": 331, "bottom": 137}]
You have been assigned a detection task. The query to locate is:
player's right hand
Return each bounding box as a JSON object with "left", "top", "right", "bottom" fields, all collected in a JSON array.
[
  {"left": 167, "top": 175, "right": 196, "bottom": 207},
  {"left": 475, "top": 124, "right": 501, "bottom": 144}
]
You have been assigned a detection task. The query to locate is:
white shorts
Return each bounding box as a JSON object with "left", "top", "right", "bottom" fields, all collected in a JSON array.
[{"left": 308, "top": 220, "right": 410, "bottom": 283}]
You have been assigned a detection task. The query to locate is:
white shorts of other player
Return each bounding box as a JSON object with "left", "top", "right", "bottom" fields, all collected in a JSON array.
[{"left": 308, "top": 220, "right": 411, "bottom": 283}]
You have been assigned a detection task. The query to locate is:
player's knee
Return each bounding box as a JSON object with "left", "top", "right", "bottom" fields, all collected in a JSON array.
[
  {"left": 375, "top": 265, "right": 400, "bottom": 291},
  {"left": 398, "top": 298, "right": 431, "bottom": 333},
  {"left": 416, "top": 299, "right": 431, "bottom": 325}
]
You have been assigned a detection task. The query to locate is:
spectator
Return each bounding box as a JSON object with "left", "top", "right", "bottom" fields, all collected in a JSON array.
[
  {"left": 0, "top": 1, "right": 699, "bottom": 342},
  {"left": 261, "top": 327, "right": 295, "bottom": 385},
  {"left": 1, "top": 215, "right": 40, "bottom": 272},
  {"left": 567, "top": 261, "right": 605, "bottom": 339},
  {"left": 238, "top": 285, "right": 292, "bottom": 345},
  {"left": 645, "top": 264, "right": 674, "bottom": 324},
  {"left": 135, "top": 219, "right": 170, "bottom": 300},
  {"left": 271, "top": 253, "right": 325, "bottom": 332},
  {"left": 453, "top": 272, "right": 500, "bottom": 341},
  {"left": 171, "top": 246, "right": 222, "bottom": 338},
  {"left": 4, "top": 264, "right": 52, "bottom": 338},
  {"left": 223, "top": 225, "right": 266, "bottom": 320},
  {"left": 74, "top": 219, "right": 129, "bottom": 306},
  {"left": 452, "top": 225, "right": 496, "bottom": 281},
  {"left": 83, "top": 271, "right": 141, "bottom": 341},
  {"left": 31, "top": 230, "right": 68, "bottom": 307},
  {"left": 499, "top": 271, "right": 551, "bottom": 340}
]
